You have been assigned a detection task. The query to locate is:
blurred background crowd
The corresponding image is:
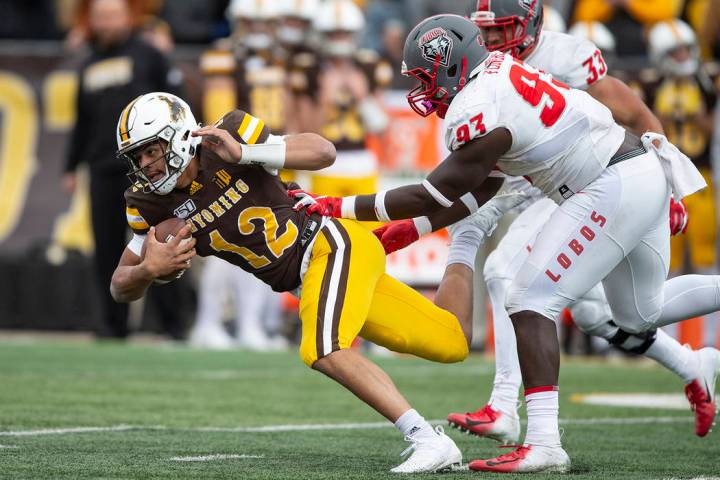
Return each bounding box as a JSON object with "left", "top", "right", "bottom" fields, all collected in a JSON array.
[{"left": 0, "top": 0, "right": 719, "bottom": 355}]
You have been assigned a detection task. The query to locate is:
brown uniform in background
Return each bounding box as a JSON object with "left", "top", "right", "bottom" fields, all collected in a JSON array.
[
  {"left": 637, "top": 64, "right": 719, "bottom": 273},
  {"left": 309, "top": 49, "right": 392, "bottom": 198}
]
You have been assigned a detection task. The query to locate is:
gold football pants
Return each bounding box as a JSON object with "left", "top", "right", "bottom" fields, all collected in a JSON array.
[
  {"left": 309, "top": 175, "right": 382, "bottom": 230},
  {"left": 298, "top": 219, "right": 468, "bottom": 367},
  {"left": 309, "top": 174, "right": 378, "bottom": 197}
]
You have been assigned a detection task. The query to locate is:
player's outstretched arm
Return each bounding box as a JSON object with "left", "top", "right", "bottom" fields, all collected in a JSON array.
[
  {"left": 295, "top": 128, "right": 512, "bottom": 222},
  {"left": 373, "top": 178, "right": 533, "bottom": 254},
  {"left": 192, "top": 126, "right": 335, "bottom": 171},
  {"left": 587, "top": 75, "right": 664, "bottom": 135},
  {"left": 370, "top": 179, "right": 503, "bottom": 254},
  {"left": 282, "top": 133, "right": 336, "bottom": 170},
  {"left": 110, "top": 225, "right": 196, "bottom": 303}
]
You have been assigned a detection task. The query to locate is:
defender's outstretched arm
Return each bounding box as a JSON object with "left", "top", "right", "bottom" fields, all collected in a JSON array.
[{"left": 298, "top": 128, "right": 512, "bottom": 222}]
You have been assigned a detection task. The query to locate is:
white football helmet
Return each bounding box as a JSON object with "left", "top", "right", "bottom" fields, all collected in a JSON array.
[
  {"left": 314, "top": 0, "right": 365, "bottom": 56},
  {"left": 226, "top": 0, "right": 278, "bottom": 50},
  {"left": 649, "top": 19, "right": 699, "bottom": 77},
  {"left": 543, "top": 6, "right": 566, "bottom": 33},
  {"left": 277, "top": 0, "right": 319, "bottom": 46},
  {"left": 226, "top": 0, "right": 278, "bottom": 21},
  {"left": 568, "top": 21, "right": 616, "bottom": 54},
  {"left": 116, "top": 92, "right": 200, "bottom": 195},
  {"left": 278, "top": 0, "right": 318, "bottom": 21}
]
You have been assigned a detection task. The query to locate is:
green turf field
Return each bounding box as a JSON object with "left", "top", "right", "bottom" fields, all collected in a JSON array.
[{"left": 0, "top": 339, "right": 717, "bottom": 479}]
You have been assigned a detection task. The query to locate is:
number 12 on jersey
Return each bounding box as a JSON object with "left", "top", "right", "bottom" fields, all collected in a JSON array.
[{"left": 209, "top": 207, "right": 299, "bottom": 269}]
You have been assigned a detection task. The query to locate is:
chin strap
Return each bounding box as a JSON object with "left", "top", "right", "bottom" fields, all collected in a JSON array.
[
  {"left": 436, "top": 57, "right": 468, "bottom": 119},
  {"left": 458, "top": 56, "right": 468, "bottom": 92}
]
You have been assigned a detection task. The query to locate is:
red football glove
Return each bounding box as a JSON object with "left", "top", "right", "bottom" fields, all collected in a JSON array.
[
  {"left": 372, "top": 219, "right": 420, "bottom": 254},
  {"left": 669, "top": 197, "right": 689, "bottom": 236},
  {"left": 288, "top": 189, "right": 343, "bottom": 217}
]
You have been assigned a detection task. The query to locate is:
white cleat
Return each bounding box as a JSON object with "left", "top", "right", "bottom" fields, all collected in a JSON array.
[
  {"left": 390, "top": 426, "right": 462, "bottom": 473},
  {"left": 237, "top": 329, "right": 288, "bottom": 351},
  {"left": 469, "top": 444, "right": 571, "bottom": 473},
  {"left": 187, "top": 324, "right": 234, "bottom": 350}
]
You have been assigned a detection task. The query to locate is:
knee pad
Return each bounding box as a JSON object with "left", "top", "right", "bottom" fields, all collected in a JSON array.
[{"left": 607, "top": 321, "right": 657, "bottom": 354}]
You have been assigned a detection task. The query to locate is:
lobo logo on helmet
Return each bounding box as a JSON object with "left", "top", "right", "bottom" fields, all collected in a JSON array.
[{"left": 418, "top": 27, "right": 453, "bottom": 67}]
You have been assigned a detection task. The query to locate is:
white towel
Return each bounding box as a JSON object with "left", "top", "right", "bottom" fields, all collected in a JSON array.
[{"left": 641, "top": 132, "right": 707, "bottom": 200}]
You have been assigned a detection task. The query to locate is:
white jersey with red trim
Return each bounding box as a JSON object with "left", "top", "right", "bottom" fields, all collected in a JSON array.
[
  {"left": 524, "top": 30, "right": 607, "bottom": 90},
  {"left": 444, "top": 52, "right": 625, "bottom": 203}
]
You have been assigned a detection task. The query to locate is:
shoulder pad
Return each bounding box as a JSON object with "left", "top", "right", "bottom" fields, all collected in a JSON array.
[
  {"left": 704, "top": 61, "right": 720, "bottom": 77},
  {"left": 294, "top": 52, "right": 318, "bottom": 69},
  {"left": 638, "top": 68, "right": 660, "bottom": 84},
  {"left": 200, "top": 48, "right": 236, "bottom": 75},
  {"left": 355, "top": 49, "right": 379, "bottom": 65},
  {"left": 374, "top": 60, "right": 394, "bottom": 88},
  {"left": 220, "top": 109, "right": 270, "bottom": 145}
]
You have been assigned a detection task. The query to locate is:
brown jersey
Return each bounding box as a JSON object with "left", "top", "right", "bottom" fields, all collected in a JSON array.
[
  {"left": 124, "top": 109, "right": 321, "bottom": 292},
  {"left": 317, "top": 49, "right": 392, "bottom": 151},
  {"left": 200, "top": 41, "right": 294, "bottom": 134},
  {"left": 630, "top": 65, "right": 719, "bottom": 169}
]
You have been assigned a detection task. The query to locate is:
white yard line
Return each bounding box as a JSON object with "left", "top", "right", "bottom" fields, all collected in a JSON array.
[
  {"left": 661, "top": 478, "right": 720, "bottom": 480},
  {"left": 559, "top": 416, "right": 691, "bottom": 425},
  {"left": 193, "top": 421, "right": 394, "bottom": 433},
  {"left": 169, "top": 454, "right": 264, "bottom": 462},
  {"left": 0, "top": 416, "right": 692, "bottom": 437},
  {"left": 0, "top": 425, "right": 137, "bottom": 437},
  {"left": 0, "top": 444, "right": 19, "bottom": 449}
]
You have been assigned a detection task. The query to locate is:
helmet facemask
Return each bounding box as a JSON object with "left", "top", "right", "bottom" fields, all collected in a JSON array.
[
  {"left": 402, "top": 15, "right": 489, "bottom": 119},
  {"left": 118, "top": 127, "right": 193, "bottom": 195},
  {"left": 661, "top": 44, "right": 700, "bottom": 78},
  {"left": 403, "top": 54, "right": 467, "bottom": 118},
  {"left": 324, "top": 30, "right": 358, "bottom": 58},
  {"left": 278, "top": 17, "right": 310, "bottom": 46},
  {"left": 472, "top": 0, "right": 542, "bottom": 58}
]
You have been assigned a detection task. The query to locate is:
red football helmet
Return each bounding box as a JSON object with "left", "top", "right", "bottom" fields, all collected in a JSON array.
[{"left": 471, "top": 0, "right": 543, "bottom": 58}]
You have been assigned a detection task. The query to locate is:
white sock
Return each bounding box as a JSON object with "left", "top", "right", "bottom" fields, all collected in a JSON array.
[
  {"left": 489, "top": 380, "right": 521, "bottom": 417},
  {"left": 394, "top": 408, "right": 435, "bottom": 439},
  {"left": 486, "top": 278, "right": 522, "bottom": 416},
  {"left": 524, "top": 387, "right": 561, "bottom": 447},
  {"left": 645, "top": 329, "right": 700, "bottom": 384},
  {"left": 447, "top": 227, "right": 484, "bottom": 271}
]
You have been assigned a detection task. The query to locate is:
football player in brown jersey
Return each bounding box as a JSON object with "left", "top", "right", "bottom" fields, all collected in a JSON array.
[
  {"left": 197, "top": 0, "right": 290, "bottom": 350},
  {"left": 646, "top": 20, "right": 718, "bottom": 279},
  {"left": 109, "top": 92, "right": 490, "bottom": 473},
  {"left": 307, "top": 0, "right": 392, "bottom": 198}
]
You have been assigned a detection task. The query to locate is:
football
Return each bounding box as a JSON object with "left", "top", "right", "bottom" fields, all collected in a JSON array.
[{"left": 141, "top": 217, "right": 192, "bottom": 283}]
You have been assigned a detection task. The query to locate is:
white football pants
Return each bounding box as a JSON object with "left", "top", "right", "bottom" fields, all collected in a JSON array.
[
  {"left": 484, "top": 165, "right": 720, "bottom": 412},
  {"left": 505, "top": 151, "right": 672, "bottom": 332}
]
